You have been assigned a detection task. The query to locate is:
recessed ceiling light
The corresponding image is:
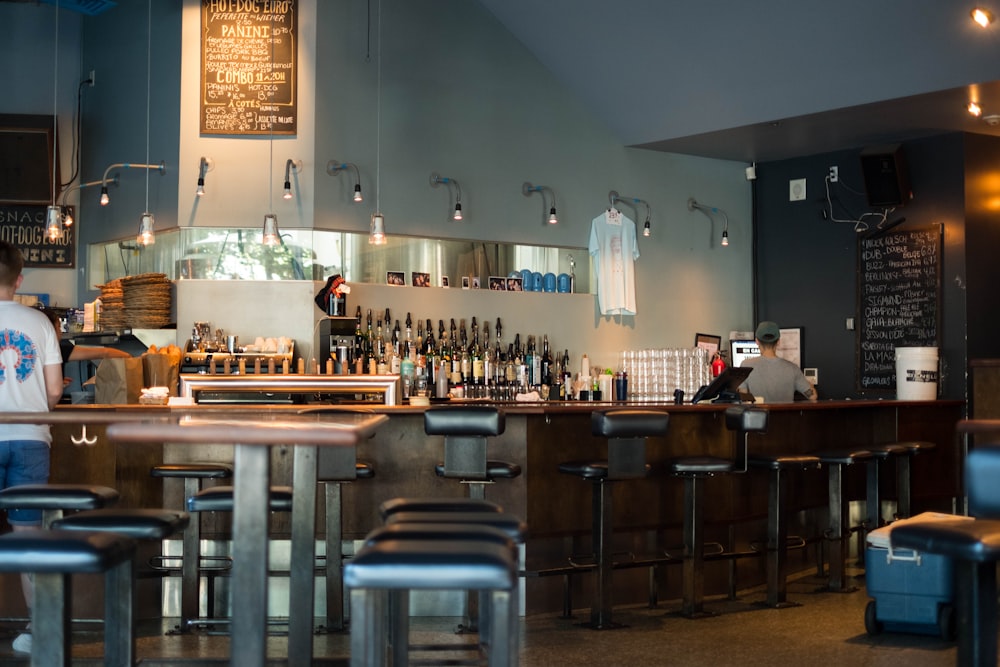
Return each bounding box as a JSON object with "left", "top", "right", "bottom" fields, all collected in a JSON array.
[
  {"left": 972, "top": 7, "right": 995, "bottom": 27},
  {"left": 969, "top": 101, "right": 983, "bottom": 116}
]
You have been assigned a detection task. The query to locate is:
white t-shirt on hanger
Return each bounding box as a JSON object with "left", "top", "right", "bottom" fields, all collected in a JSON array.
[{"left": 589, "top": 208, "right": 639, "bottom": 316}]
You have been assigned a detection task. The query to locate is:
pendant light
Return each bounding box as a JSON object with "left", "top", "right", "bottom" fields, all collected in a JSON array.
[
  {"left": 46, "top": 1, "right": 62, "bottom": 242},
  {"left": 370, "top": 0, "right": 387, "bottom": 245},
  {"left": 262, "top": 11, "right": 280, "bottom": 247},
  {"left": 136, "top": 0, "right": 155, "bottom": 246}
]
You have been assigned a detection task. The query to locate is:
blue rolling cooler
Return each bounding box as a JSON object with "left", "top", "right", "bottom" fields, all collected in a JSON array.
[{"left": 864, "top": 512, "right": 969, "bottom": 639}]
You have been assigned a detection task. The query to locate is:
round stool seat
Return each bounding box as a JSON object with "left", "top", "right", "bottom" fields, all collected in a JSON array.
[
  {"left": 379, "top": 497, "right": 502, "bottom": 519},
  {"left": 668, "top": 456, "right": 735, "bottom": 476},
  {"left": 0, "top": 483, "right": 119, "bottom": 511},
  {"left": 187, "top": 485, "right": 293, "bottom": 513},
  {"left": 52, "top": 508, "right": 190, "bottom": 541},
  {"left": 748, "top": 453, "right": 821, "bottom": 470},
  {"left": 894, "top": 441, "right": 937, "bottom": 455},
  {"left": 558, "top": 460, "right": 652, "bottom": 479},
  {"left": 434, "top": 461, "right": 521, "bottom": 480},
  {"left": 386, "top": 511, "right": 528, "bottom": 543},
  {"left": 364, "top": 523, "right": 515, "bottom": 548},
  {"left": 814, "top": 448, "right": 874, "bottom": 465},
  {"left": 355, "top": 461, "right": 375, "bottom": 479},
  {"left": 150, "top": 463, "right": 233, "bottom": 479},
  {"left": 866, "top": 443, "right": 909, "bottom": 459}
]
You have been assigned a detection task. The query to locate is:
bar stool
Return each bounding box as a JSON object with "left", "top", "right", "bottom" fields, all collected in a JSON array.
[
  {"left": 345, "top": 537, "right": 518, "bottom": 667},
  {"left": 888, "top": 440, "right": 937, "bottom": 519},
  {"left": 0, "top": 530, "right": 137, "bottom": 667},
  {"left": 812, "top": 448, "right": 873, "bottom": 593},
  {"left": 0, "top": 483, "right": 120, "bottom": 528},
  {"left": 425, "top": 406, "right": 519, "bottom": 501},
  {"left": 746, "top": 442, "right": 821, "bottom": 608},
  {"left": 559, "top": 409, "right": 669, "bottom": 629},
  {"left": 379, "top": 497, "right": 503, "bottom": 519},
  {"left": 858, "top": 442, "right": 909, "bottom": 565},
  {"left": 150, "top": 462, "right": 233, "bottom": 630}
]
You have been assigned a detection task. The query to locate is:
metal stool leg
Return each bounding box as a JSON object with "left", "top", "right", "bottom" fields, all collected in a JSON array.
[
  {"left": 763, "top": 468, "right": 790, "bottom": 607},
  {"left": 590, "top": 478, "right": 617, "bottom": 628},
  {"left": 325, "top": 481, "right": 346, "bottom": 631},
  {"left": 181, "top": 476, "right": 201, "bottom": 627},
  {"left": 681, "top": 475, "right": 706, "bottom": 617}
]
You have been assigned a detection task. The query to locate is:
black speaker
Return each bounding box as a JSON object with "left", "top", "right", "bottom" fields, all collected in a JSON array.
[{"left": 860, "top": 144, "right": 910, "bottom": 207}]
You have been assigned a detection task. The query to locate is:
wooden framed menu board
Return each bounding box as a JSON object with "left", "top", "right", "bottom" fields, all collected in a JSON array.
[
  {"left": 200, "top": 0, "right": 298, "bottom": 136},
  {"left": 856, "top": 224, "right": 942, "bottom": 392}
]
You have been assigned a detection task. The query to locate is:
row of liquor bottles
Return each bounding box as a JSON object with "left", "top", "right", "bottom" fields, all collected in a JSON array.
[{"left": 349, "top": 306, "right": 573, "bottom": 398}]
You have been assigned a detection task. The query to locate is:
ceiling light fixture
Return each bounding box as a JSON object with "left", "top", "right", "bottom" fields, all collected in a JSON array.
[
  {"left": 370, "top": 0, "right": 387, "bottom": 245},
  {"left": 972, "top": 7, "right": 995, "bottom": 27},
  {"left": 609, "top": 190, "right": 653, "bottom": 238},
  {"left": 522, "top": 181, "right": 558, "bottom": 225},
  {"left": 968, "top": 101, "right": 983, "bottom": 117},
  {"left": 262, "top": 213, "right": 280, "bottom": 246},
  {"left": 430, "top": 172, "right": 464, "bottom": 221},
  {"left": 688, "top": 197, "right": 730, "bottom": 248},
  {"left": 47, "top": 0, "right": 62, "bottom": 241},
  {"left": 136, "top": 0, "right": 156, "bottom": 247},
  {"left": 262, "top": 13, "right": 281, "bottom": 247},
  {"left": 326, "top": 160, "right": 363, "bottom": 202},
  {"left": 196, "top": 156, "right": 212, "bottom": 196},
  {"left": 283, "top": 158, "right": 302, "bottom": 200}
]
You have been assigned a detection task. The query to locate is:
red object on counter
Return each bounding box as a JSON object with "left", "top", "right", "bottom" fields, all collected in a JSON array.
[{"left": 711, "top": 353, "right": 726, "bottom": 377}]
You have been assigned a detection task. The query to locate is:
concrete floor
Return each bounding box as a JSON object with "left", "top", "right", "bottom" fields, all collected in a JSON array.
[{"left": 0, "top": 567, "right": 964, "bottom": 666}]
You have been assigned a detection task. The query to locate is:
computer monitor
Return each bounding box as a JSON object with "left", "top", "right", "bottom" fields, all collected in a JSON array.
[{"left": 730, "top": 339, "right": 760, "bottom": 368}]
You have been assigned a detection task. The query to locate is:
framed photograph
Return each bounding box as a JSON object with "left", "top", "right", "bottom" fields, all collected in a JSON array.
[
  {"left": 694, "top": 333, "right": 722, "bottom": 358},
  {"left": 488, "top": 276, "right": 507, "bottom": 291},
  {"left": 386, "top": 271, "right": 404, "bottom": 286},
  {"left": 461, "top": 276, "right": 471, "bottom": 290},
  {"left": 506, "top": 276, "right": 523, "bottom": 292},
  {"left": 411, "top": 271, "right": 430, "bottom": 287},
  {"left": 441, "top": 276, "right": 449, "bottom": 288},
  {"left": 472, "top": 277, "right": 481, "bottom": 289}
]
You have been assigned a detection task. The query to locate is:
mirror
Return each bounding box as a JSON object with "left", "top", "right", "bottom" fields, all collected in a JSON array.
[{"left": 87, "top": 228, "right": 590, "bottom": 293}]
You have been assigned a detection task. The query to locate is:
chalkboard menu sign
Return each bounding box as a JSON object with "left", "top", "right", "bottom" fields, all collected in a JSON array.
[
  {"left": 856, "top": 225, "right": 942, "bottom": 391},
  {"left": 0, "top": 204, "right": 75, "bottom": 268},
  {"left": 200, "top": 0, "right": 297, "bottom": 136}
]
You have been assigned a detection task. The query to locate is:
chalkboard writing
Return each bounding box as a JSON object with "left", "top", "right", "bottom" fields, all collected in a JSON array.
[
  {"left": 200, "top": 0, "right": 297, "bottom": 136},
  {"left": 0, "top": 204, "right": 75, "bottom": 268},
  {"left": 856, "top": 225, "right": 941, "bottom": 391}
]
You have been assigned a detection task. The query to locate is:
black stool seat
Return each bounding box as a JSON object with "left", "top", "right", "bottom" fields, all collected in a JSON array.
[
  {"left": 559, "top": 460, "right": 653, "bottom": 479},
  {"left": 892, "top": 518, "right": 1000, "bottom": 561},
  {"left": 749, "top": 453, "right": 821, "bottom": 470},
  {"left": 151, "top": 462, "right": 234, "bottom": 479},
  {"left": 0, "top": 529, "right": 136, "bottom": 572},
  {"left": 866, "top": 443, "right": 909, "bottom": 459},
  {"left": 365, "top": 523, "right": 515, "bottom": 548},
  {"left": 52, "top": 508, "right": 190, "bottom": 541},
  {"left": 668, "top": 457, "right": 734, "bottom": 475},
  {"left": 425, "top": 406, "right": 505, "bottom": 436},
  {"left": 0, "top": 483, "right": 119, "bottom": 511},
  {"left": 187, "top": 485, "right": 293, "bottom": 513},
  {"left": 379, "top": 497, "right": 502, "bottom": 519},
  {"left": 895, "top": 441, "right": 937, "bottom": 455},
  {"left": 354, "top": 461, "right": 375, "bottom": 479},
  {"left": 435, "top": 460, "right": 522, "bottom": 479},
  {"left": 592, "top": 409, "right": 670, "bottom": 438},
  {"left": 814, "top": 448, "right": 874, "bottom": 465},
  {"left": 386, "top": 511, "right": 528, "bottom": 543}
]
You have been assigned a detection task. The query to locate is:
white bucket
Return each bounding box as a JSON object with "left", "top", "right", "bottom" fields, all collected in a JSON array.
[{"left": 895, "top": 347, "right": 939, "bottom": 400}]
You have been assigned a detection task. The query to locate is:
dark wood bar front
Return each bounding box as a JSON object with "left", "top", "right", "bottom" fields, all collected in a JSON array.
[{"left": 2, "top": 399, "right": 964, "bottom": 618}]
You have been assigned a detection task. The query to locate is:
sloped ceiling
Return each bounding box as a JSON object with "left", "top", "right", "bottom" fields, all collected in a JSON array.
[{"left": 477, "top": 0, "right": 1000, "bottom": 162}]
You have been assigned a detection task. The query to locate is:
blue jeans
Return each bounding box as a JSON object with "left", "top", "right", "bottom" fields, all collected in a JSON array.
[{"left": 0, "top": 440, "right": 50, "bottom": 526}]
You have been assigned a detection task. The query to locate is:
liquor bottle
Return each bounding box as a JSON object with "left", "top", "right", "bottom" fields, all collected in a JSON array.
[
  {"left": 471, "top": 318, "right": 484, "bottom": 387},
  {"left": 505, "top": 343, "right": 517, "bottom": 388},
  {"left": 562, "top": 349, "right": 572, "bottom": 399},
  {"left": 525, "top": 335, "right": 537, "bottom": 387},
  {"left": 439, "top": 330, "right": 452, "bottom": 387},
  {"left": 353, "top": 315, "right": 365, "bottom": 375},
  {"left": 541, "top": 335, "right": 553, "bottom": 387},
  {"left": 482, "top": 321, "right": 492, "bottom": 390}
]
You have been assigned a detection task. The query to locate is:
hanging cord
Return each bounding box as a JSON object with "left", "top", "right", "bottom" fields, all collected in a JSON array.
[
  {"left": 144, "top": 0, "right": 151, "bottom": 215},
  {"left": 375, "top": 0, "right": 382, "bottom": 215},
  {"left": 51, "top": 1, "right": 59, "bottom": 208},
  {"left": 822, "top": 175, "right": 889, "bottom": 233}
]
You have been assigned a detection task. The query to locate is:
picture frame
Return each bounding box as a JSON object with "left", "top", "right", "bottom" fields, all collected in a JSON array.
[
  {"left": 411, "top": 271, "right": 430, "bottom": 287},
  {"left": 472, "top": 277, "right": 481, "bottom": 289},
  {"left": 386, "top": 271, "right": 404, "bottom": 286},
  {"left": 441, "top": 276, "right": 449, "bottom": 288},
  {"left": 506, "top": 276, "right": 523, "bottom": 292},
  {"left": 694, "top": 333, "right": 722, "bottom": 358},
  {"left": 461, "top": 276, "right": 471, "bottom": 290},
  {"left": 488, "top": 276, "right": 507, "bottom": 291}
]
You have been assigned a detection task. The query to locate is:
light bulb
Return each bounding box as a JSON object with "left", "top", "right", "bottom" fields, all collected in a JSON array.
[
  {"left": 972, "top": 7, "right": 994, "bottom": 27},
  {"left": 453, "top": 202, "right": 463, "bottom": 221},
  {"left": 62, "top": 207, "right": 74, "bottom": 228},
  {"left": 283, "top": 181, "right": 293, "bottom": 200},
  {"left": 643, "top": 219, "right": 651, "bottom": 237},
  {"left": 548, "top": 207, "right": 558, "bottom": 225},
  {"left": 369, "top": 214, "right": 387, "bottom": 245},
  {"left": 196, "top": 177, "right": 205, "bottom": 196},
  {"left": 969, "top": 101, "right": 983, "bottom": 117},
  {"left": 46, "top": 206, "right": 62, "bottom": 241},
  {"left": 137, "top": 212, "right": 156, "bottom": 246},
  {"left": 263, "top": 214, "right": 280, "bottom": 246},
  {"left": 721, "top": 229, "right": 729, "bottom": 247},
  {"left": 353, "top": 183, "right": 363, "bottom": 202},
  {"left": 100, "top": 186, "right": 110, "bottom": 206}
]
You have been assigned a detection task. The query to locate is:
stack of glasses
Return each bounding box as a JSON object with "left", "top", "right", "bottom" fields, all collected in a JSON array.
[{"left": 619, "top": 348, "right": 712, "bottom": 402}]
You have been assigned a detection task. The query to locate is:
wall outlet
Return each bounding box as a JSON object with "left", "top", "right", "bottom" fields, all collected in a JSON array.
[
  {"left": 789, "top": 178, "right": 806, "bottom": 201},
  {"left": 845, "top": 317, "right": 855, "bottom": 330},
  {"left": 88, "top": 69, "right": 96, "bottom": 86},
  {"left": 829, "top": 165, "right": 838, "bottom": 182}
]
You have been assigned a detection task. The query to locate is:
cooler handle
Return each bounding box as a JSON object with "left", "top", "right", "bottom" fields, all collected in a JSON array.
[{"left": 886, "top": 545, "right": 921, "bottom": 566}]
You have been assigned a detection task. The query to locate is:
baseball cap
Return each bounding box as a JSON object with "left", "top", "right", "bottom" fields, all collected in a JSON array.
[{"left": 755, "top": 321, "right": 780, "bottom": 343}]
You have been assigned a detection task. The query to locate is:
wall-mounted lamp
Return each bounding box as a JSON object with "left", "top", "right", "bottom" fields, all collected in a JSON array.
[
  {"left": 688, "top": 197, "right": 730, "bottom": 248},
  {"left": 60, "top": 176, "right": 117, "bottom": 227},
  {"left": 522, "top": 181, "right": 558, "bottom": 225},
  {"left": 196, "top": 156, "right": 213, "bottom": 196},
  {"left": 98, "top": 161, "right": 165, "bottom": 206},
  {"left": 262, "top": 213, "right": 280, "bottom": 246},
  {"left": 326, "top": 160, "right": 363, "bottom": 202},
  {"left": 430, "top": 172, "right": 464, "bottom": 221},
  {"left": 972, "top": 7, "right": 995, "bottom": 27},
  {"left": 610, "top": 190, "right": 653, "bottom": 238},
  {"left": 283, "top": 159, "right": 303, "bottom": 200}
]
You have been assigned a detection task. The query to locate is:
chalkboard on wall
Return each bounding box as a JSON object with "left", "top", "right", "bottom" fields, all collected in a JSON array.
[
  {"left": 200, "top": 0, "right": 297, "bottom": 136},
  {"left": 856, "top": 224, "right": 942, "bottom": 391},
  {"left": 0, "top": 204, "right": 75, "bottom": 268}
]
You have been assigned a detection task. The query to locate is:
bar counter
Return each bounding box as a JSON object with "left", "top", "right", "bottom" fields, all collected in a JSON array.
[{"left": 4, "top": 398, "right": 966, "bottom": 615}]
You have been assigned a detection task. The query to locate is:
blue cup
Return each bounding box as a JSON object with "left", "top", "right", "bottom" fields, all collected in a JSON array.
[
  {"left": 520, "top": 269, "right": 533, "bottom": 290},
  {"left": 543, "top": 272, "right": 556, "bottom": 292},
  {"left": 532, "top": 272, "right": 543, "bottom": 291},
  {"left": 557, "top": 273, "right": 571, "bottom": 293}
]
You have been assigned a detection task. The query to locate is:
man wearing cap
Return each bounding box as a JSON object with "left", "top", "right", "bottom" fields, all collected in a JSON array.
[{"left": 738, "top": 321, "right": 817, "bottom": 403}]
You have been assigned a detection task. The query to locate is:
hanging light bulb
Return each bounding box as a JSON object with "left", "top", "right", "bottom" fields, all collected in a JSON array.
[
  {"left": 369, "top": 213, "right": 386, "bottom": 245},
  {"left": 453, "top": 201, "right": 463, "bottom": 221},
  {"left": 46, "top": 206, "right": 63, "bottom": 241},
  {"left": 353, "top": 183, "right": 363, "bottom": 202},
  {"left": 196, "top": 177, "right": 205, "bottom": 197},
  {"left": 99, "top": 186, "right": 110, "bottom": 205},
  {"left": 283, "top": 179, "right": 293, "bottom": 199},
  {"left": 643, "top": 218, "right": 651, "bottom": 237},
  {"left": 263, "top": 213, "right": 280, "bottom": 246},
  {"left": 548, "top": 206, "right": 558, "bottom": 225},
  {"left": 721, "top": 229, "right": 729, "bottom": 247},
  {"left": 137, "top": 212, "right": 156, "bottom": 246},
  {"left": 62, "top": 207, "right": 73, "bottom": 228}
]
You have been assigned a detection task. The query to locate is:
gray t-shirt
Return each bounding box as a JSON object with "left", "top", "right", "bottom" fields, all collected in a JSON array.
[{"left": 738, "top": 355, "right": 812, "bottom": 403}]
